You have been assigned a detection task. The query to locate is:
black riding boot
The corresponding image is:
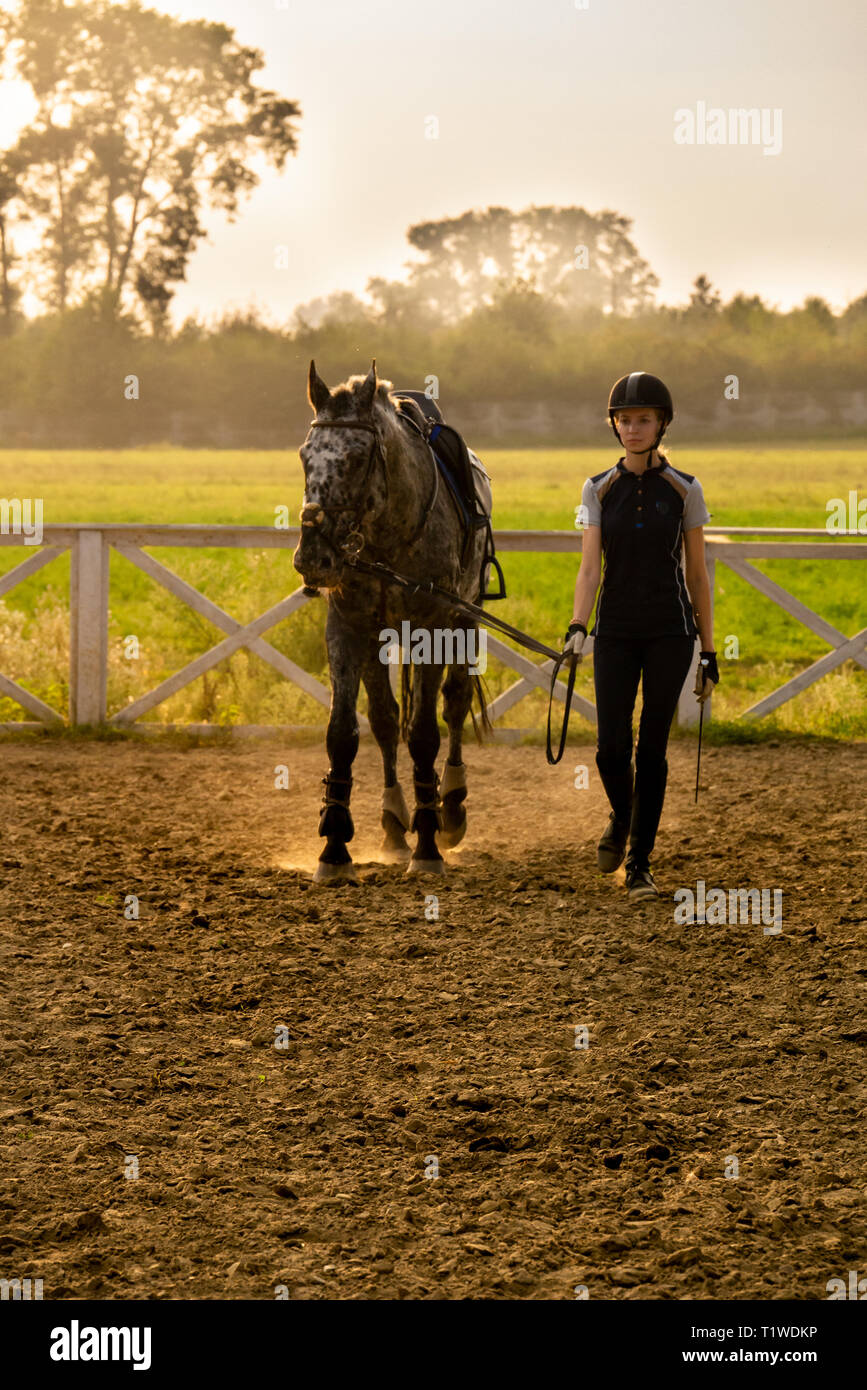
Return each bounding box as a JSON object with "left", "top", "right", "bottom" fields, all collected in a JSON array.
[
  {"left": 595, "top": 754, "right": 634, "bottom": 872},
  {"left": 629, "top": 749, "right": 668, "bottom": 869}
]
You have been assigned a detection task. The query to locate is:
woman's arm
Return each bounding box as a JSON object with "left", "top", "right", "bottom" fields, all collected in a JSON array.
[
  {"left": 683, "top": 525, "right": 714, "bottom": 649},
  {"left": 572, "top": 524, "right": 602, "bottom": 628}
]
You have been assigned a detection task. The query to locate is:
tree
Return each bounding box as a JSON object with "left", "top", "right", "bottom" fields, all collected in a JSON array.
[
  {"left": 377, "top": 204, "right": 658, "bottom": 323},
  {"left": 722, "top": 292, "right": 774, "bottom": 331},
  {"left": 593, "top": 209, "right": 659, "bottom": 315},
  {"left": 400, "top": 206, "right": 515, "bottom": 321},
  {"left": 365, "top": 275, "right": 439, "bottom": 331},
  {"left": 839, "top": 289, "right": 867, "bottom": 332},
  {"left": 841, "top": 292, "right": 867, "bottom": 327},
  {"left": 3, "top": 0, "right": 301, "bottom": 326},
  {"left": 474, "top": 274, "right": 565, "bottom": 343},
  {"left": 0, "top": 153, "right": 25, "bottom": 329},
  {"left": 688, "top": 273, "right": 722, "bottom": 313},
  {"left": 290, "top": 290, "right": 376, "bottom": 336},
  {"left": 792, "top": 295, "right": 836, "bottom": 331}
]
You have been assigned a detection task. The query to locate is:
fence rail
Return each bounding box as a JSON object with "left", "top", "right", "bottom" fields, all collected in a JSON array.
[{"left": 1, "top": 524, "right": 865, "bottom": 734}]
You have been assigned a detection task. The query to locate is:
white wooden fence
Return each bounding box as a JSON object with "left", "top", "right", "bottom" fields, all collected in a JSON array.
[{"left": 0, "top": 524, "right": 864, "bottom": 733}]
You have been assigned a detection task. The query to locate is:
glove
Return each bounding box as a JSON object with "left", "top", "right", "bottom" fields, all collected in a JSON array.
[
  {"left": 694, "top": 650, "right": 720, "bottom": 703},
  {"left": 563, "top": 620, "right": 587, "bottom": 659}
]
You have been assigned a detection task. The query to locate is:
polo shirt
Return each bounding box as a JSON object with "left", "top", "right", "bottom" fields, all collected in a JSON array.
[{"left": 580, "top": 457, "right": 711, "bottom": 639}]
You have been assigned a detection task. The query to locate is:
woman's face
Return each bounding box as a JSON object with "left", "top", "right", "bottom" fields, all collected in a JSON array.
[{"left": 615, "top": 407, "right": 661, "bottom": 453}]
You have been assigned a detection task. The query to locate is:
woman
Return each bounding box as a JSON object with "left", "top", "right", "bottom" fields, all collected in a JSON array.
[{"left": 564, "top": 372, "right": 719, "bottom": 902}]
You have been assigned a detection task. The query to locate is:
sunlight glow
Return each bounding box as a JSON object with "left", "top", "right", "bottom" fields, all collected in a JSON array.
[{"left": 0, "top": 79, "right": 37, "bottom": 147}]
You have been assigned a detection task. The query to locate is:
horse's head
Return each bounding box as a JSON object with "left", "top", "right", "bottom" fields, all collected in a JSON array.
[{"left": 293, "top": 359, "right": 394, "bottom": 589}]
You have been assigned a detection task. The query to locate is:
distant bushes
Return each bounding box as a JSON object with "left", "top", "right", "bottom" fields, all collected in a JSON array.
[{"left": 0, "top": 290, "right": 865, "bottom": 448}]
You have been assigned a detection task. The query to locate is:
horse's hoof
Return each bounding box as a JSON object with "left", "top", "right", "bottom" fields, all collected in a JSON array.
[
  {"left": 438, "top": 821, "right": 466, "bottom": 849},
  {"left": 380, "top": 844, "right": 412, "bottom": 864},
  {"left": 440, "top": 787, "right": 467, "bottom": 848},
  {"left": 313, "top": 861, "right": 358, "bottom": 885},
  {"left": 406, "top": 858, "right": 446, "bottom": 876}
]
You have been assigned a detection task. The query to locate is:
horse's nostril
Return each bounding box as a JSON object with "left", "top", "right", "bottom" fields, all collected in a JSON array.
[{"left": 321, "top": 555, "right": 332, "bottom": 569}]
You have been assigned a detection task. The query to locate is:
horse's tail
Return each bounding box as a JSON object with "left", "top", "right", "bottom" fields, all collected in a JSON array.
[
  {"left": 469, "top": 671, "right": 492, "bottom": 742},
  {"left": 400, "top": 660, "right": 413, "bottom": 742},
  {"left": 400, "top": 659, "right": 491, "bottom": 743}
]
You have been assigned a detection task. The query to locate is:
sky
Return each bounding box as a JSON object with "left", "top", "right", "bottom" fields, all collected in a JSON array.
[{"left": 2, "top": 0, "right": 865, "bottom": 324}]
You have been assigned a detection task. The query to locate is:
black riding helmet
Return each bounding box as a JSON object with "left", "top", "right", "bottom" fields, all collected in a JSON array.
[{"left": 608, "top": 372, "right": 673, "bottom": 454}]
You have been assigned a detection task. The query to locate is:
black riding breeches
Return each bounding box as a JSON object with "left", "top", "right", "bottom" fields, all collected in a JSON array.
[{"left": 593, "top": 634, "right": 695, "bottom": 866}]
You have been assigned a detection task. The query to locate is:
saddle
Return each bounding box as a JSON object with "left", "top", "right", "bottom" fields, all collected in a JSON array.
[{"left": 391, "top": 390, "right": 506, "bottom": 601}]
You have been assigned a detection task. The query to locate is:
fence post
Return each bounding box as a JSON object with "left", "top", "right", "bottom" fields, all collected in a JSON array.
[
  {"left": 677, "top": 555, "right": 715, "bottom": 727},
  {"left": 70, "top": 530, "right": 109, "bottom": 725}
]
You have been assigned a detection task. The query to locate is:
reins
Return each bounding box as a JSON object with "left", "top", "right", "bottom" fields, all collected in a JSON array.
[{"left": 343, "top": 554, "right": 581, "bottom": 765}]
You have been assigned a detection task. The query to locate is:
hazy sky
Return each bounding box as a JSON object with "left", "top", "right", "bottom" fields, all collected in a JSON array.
[{"left": 6, "top": 0, "right": 866, "bottom": 322}]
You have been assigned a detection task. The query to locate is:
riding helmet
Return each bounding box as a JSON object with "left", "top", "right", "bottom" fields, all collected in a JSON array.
[{"left": 607, "top": 372, "right": 673, "bottom": 450}]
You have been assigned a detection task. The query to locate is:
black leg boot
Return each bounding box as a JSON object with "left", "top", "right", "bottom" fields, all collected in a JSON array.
[
  {"left": 625, "top": 751, "right": 667, "bottom": 899},
  {"left": 595, "top": 756, "right": 634, "bottom": 873},
  {"left": 628, "top": 751, "right": 668, "bottom": 869}
]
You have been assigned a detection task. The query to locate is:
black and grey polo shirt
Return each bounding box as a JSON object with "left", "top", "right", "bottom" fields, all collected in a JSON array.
[{"left": 580, "top": 457, "right": 711, "bottom": 639}]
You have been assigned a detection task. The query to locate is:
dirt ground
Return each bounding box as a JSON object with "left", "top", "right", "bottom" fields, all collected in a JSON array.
[{"left": 1, "top": 734, "right": 864, "bottom": 1301}]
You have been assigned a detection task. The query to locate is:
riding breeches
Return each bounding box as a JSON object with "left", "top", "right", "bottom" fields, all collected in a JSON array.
[{"left": 592, "top": 634, "right": 695, "bottom": 866}]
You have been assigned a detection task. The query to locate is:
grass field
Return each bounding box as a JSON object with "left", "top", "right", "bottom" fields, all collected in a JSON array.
[{"left": 1, "top": 442, "right": 865, "bottom": 740}]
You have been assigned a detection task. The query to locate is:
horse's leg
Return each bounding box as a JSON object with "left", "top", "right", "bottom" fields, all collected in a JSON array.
[
  {"left": 406, "top": 660, "right": 445, "bottom": 876},
  {"left": 362, "top": 655, "right": 411, "bottom": 863},
  {"left": 315, "top": 616, "right": 362, "bottom": 885},
  {"left": 439, "top": 660, "right": 473, "bottom": 848}
]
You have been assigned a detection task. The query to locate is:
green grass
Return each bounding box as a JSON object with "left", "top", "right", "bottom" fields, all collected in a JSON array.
[{"left": 1, "top": 442, "right": 865, "bottom": 739}]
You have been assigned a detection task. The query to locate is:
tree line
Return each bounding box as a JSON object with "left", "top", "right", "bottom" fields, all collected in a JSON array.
[{"left": 1, "top": 285, "right": 863, "bottom": 448}]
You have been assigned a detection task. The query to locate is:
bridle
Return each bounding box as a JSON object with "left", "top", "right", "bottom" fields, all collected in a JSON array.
[{"left": 301, "top": 416, "right": 438, "bottom": 559}]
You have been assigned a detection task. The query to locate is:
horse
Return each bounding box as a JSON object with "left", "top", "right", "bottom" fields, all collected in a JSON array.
[{"left": 292, "top": 360, "right": 490, "bottom": 883}]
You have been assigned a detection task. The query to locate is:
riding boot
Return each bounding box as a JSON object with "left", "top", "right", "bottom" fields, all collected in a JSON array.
[
  {"left": 629, "top": 750, "right": 667, "bottom": 868},
  {"left": 595, "top": 752, "right": 634, "bottom": 827}
]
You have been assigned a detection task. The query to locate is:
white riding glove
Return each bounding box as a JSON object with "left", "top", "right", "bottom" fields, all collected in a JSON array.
[{"left": 563, "top": 620, "right": 587, "bottom": 659}]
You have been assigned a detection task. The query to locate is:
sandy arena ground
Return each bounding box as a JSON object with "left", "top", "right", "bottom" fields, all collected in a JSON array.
[{"left": 1, "top": 736, "right": 864, "bottom": 1300}]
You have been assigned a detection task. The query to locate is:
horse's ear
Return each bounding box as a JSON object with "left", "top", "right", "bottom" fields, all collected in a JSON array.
[
  {"left": 356, "top": 360, "right": 377, "bottom": 415},
  {"left": 308, "top": 360, "right": 331, "bottom": 413}
]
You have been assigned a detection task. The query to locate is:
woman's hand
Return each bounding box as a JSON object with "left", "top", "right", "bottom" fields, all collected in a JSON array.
[
  {"left": 563, "top": 620, "right": 587, "bottom": 659},
  {"left": 694, "top": 650, "right": 720, "bottom": 703}
]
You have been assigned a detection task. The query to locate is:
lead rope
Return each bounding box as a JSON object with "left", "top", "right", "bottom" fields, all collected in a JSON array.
[
  {"left": 339, "top": 553, "right": 579, "bottom": 763},
  {"left": 545, "top": 648, "right": 581, "bottom": 765}
]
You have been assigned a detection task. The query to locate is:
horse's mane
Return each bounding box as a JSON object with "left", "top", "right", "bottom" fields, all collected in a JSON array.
[
  {"left": 321, "top": 374, "right": 428, "bottom": 453},
  {"left": 319, "top": 373, "right": 398, "bottom": 420}
]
